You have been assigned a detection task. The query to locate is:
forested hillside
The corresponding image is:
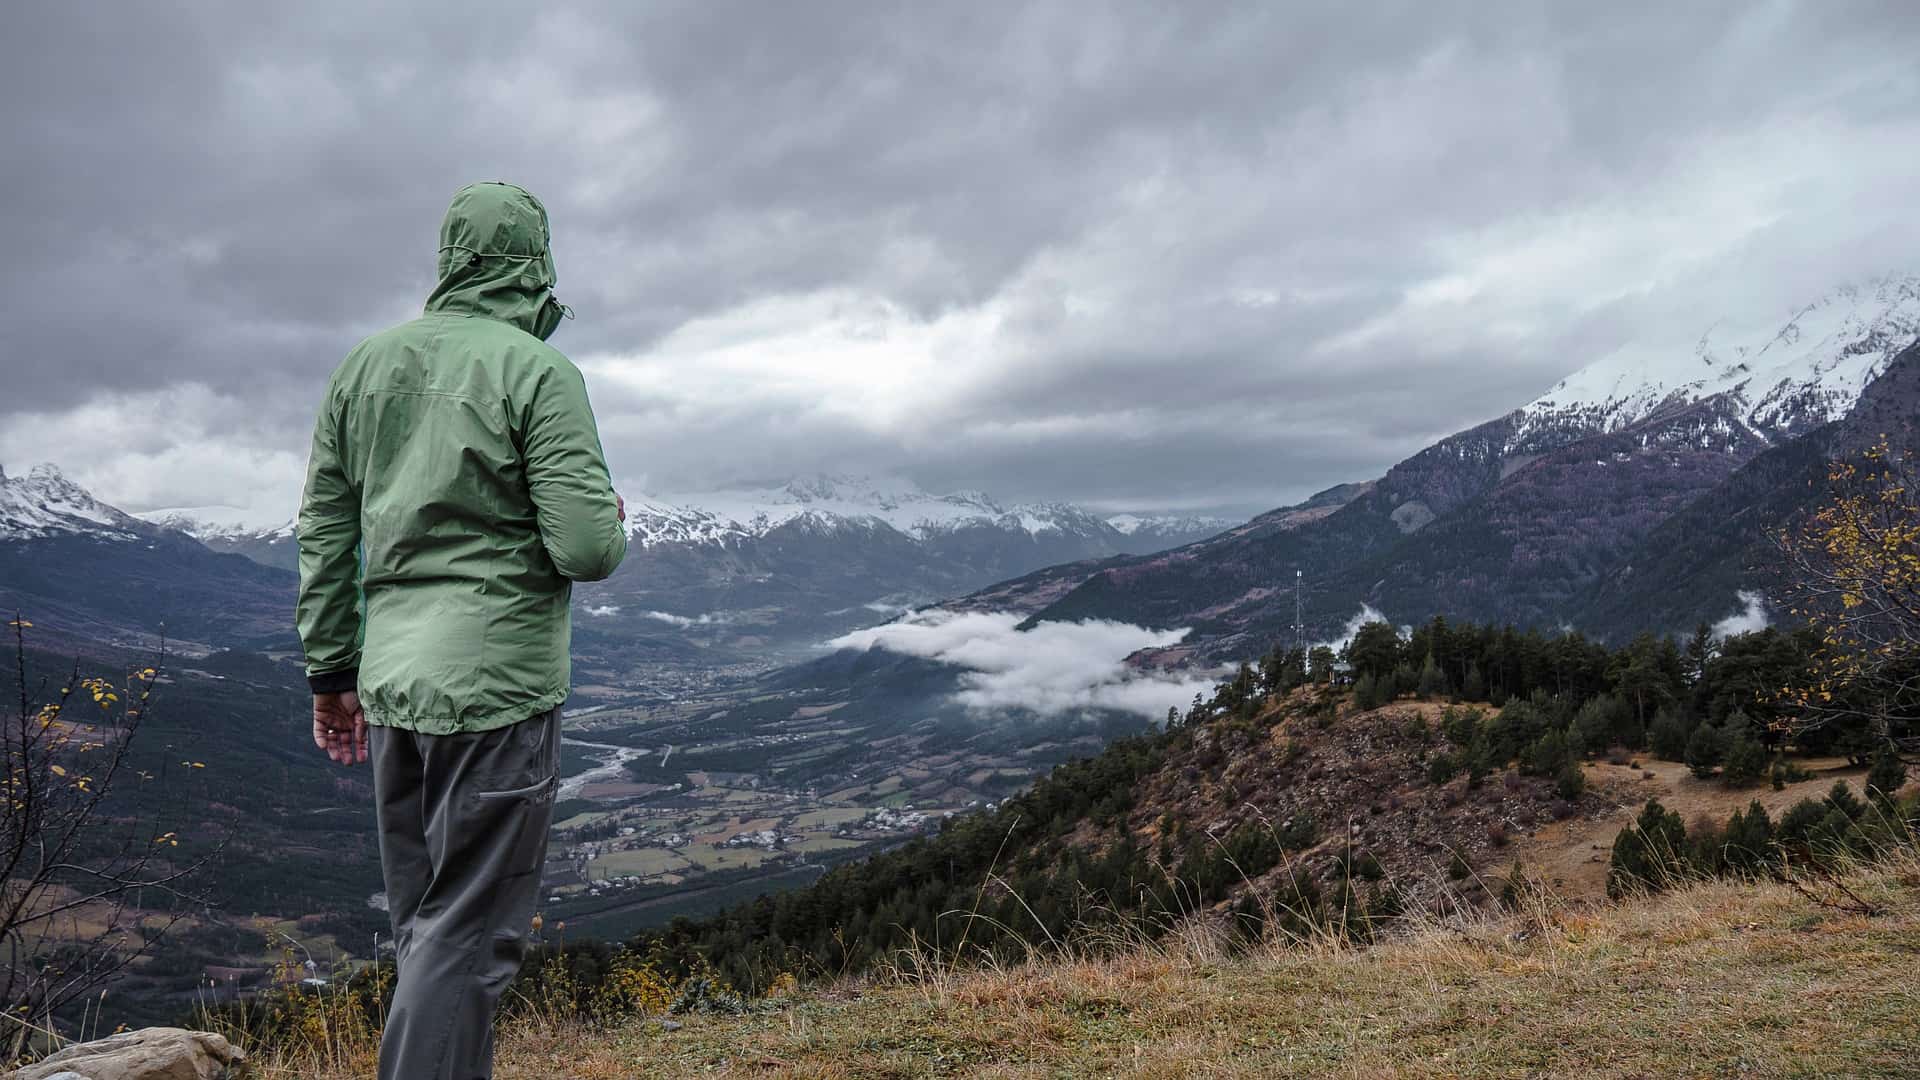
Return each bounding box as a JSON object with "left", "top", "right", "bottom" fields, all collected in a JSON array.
[{"left": 579, "top": 616, "right": 1912, "bottom": 995}]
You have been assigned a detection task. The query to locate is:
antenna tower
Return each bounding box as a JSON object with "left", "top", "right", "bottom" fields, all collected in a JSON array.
[{"left": 1293, "top": 568, "right": 1304, "bottom": 655}]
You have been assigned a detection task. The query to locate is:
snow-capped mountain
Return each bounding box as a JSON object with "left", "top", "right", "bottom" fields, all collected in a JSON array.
[
  {"left": 0, "top": 464, "right": 297, "bottom": 648},
  {"left": 132, "top": 506, "right": 300, "bottom": 570},
  {"left": 1022, "top": 276, "right": 1920, "bottom": 655},
  {"left": 0, "top": 464, "right": 150, "bottom": 540},
  {"left": 1515, "top": 275, "right": 1920, "bottom": 449},
  {"left": 621, "top": 475, "right": 1232, "bottom": 551},
  {"left": 136, "top": 506, "right": 295, "bottom": 543},
  {"left": 572, "top": 476, "right": 1242, "bottom": 664},
  {"left": 1108, "top": 512, "right": 1241, "bottom": 544}
]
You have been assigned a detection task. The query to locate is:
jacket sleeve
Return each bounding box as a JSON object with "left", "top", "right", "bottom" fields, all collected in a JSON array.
[
  {"left": 522, "top": 359, "right": 628, "bottom": 582},
  {"left": 295, "top": 388, "right": 364, "bottom": 693}
]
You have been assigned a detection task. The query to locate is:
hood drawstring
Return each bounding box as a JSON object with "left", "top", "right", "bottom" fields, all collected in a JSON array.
[{"left": 435, "top": 242, "right": 571, "bottom": 341}]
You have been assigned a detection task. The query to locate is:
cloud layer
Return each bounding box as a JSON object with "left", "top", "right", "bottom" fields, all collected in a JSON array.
[
  {"left": 7, "top": 3, "right": 1920, "bottom": 522},
  {"left": 830, "top": 610, "right": 1217, "bottom": 721}
]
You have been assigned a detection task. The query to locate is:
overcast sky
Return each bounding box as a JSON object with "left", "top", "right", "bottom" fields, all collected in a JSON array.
[{"left": 3, "top": 1, "right": 1918, "bottom": 523}]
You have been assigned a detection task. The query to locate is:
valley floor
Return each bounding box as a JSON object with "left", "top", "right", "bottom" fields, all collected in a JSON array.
[{"left": 266, "top": 854, "right": 1920, "bottom": 1078}]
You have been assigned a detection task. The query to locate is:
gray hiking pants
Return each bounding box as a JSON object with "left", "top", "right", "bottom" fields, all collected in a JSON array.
[{"left": 369, "top": 708, "right": 560, "bottom": 1080}]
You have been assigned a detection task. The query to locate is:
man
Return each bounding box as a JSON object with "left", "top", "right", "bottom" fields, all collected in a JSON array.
[{"left": 296, "top": 182, "right": 627, "bottom": 1080}]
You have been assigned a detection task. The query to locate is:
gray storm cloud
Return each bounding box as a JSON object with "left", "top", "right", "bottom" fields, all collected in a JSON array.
[{"left": 5, "top": 3, "right": 1920, "bottom": 521}]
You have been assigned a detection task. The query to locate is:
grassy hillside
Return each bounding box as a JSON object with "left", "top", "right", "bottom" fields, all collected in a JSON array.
[{"left": 257, "top": 850, "right": 1920, "bottom": 1078}]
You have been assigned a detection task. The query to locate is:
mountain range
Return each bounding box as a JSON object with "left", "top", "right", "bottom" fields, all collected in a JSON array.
[
  {"left": 983, "top": 276, "right": 1920, "bottom": 662},
  {"left": 0, "top": 466, "right": 1233, "bottom": 673},
  {"left": 8, "top": 275, "right": 1917, "bottom": 677}
]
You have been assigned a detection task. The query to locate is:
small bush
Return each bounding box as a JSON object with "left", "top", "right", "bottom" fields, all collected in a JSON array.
[{"left": 1555, "top": 760, "right": 1587, "bottom": 800}]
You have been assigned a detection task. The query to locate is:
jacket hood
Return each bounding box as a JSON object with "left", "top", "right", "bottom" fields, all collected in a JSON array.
[{"left": 423, "top": 182, "right": 570, "bottom": 340}]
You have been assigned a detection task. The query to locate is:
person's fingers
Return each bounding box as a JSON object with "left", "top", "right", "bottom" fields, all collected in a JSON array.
[{"left": 353, "top": 717, "right": 369, "bottom": 765}]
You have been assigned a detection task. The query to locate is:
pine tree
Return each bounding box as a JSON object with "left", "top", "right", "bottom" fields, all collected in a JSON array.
[
  {"left": 1391, "top": 661, "right": 1419, "bottom": 698},
  {"left": 1685, "top": 722, "right": 1726, "bottom": 779},
  {"left": 1608, "top": 799, "right": 1687, "bottom": 897},
  {"left": 1722, "top": 801, "right": 1774, "bottom": 874},
  {"left": 1353, "top": 673, "right": 1384, "bottom": 711},
  {"left": 1866, "top": 746, "right": 1908, "bottom": 803},
  {"left": 1649, "top": 707, "right": 1690, "bottom": 760},
  {"left": 1568, "top": 697, "right": 1612, "bottom": 757},
  {"left": 1417, "top": 653, "right": 1447, "bottom": 699},
  {"left": 1721, "top": 732, "right": 1767, "bottom": 787},
  {"left": 1555, "top": 759, "right": 1586, "bottom": 800},
  {"left": 1307, "top": 645, "right": 1336, "bottom": 684},
  {"left": 1461, "top": 662, "right": 1488, "bottom": 703}
]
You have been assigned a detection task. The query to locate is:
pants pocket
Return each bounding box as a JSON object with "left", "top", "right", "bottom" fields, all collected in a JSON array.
[{"left": 473, "top": 771, "right": 556, "bottom": 879}]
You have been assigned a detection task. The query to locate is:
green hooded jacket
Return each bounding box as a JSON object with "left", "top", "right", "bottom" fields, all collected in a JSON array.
[{"left": 296, "top": 182, "right": 627, "bottom": 734}]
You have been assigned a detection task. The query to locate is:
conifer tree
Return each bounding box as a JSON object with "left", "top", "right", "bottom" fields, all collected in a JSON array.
[
  {"left": 1685, "top": 722, "right": 1726, "bottom": 779},
  {"left": 1866, "top": 747, "right": 1907, "bottom": 803},
  {"left": 1461, "top": 662, "right": 1488, "bottom": 703},
  {"left": 1608, "top": 799, "right": 1687, "bottom": 897}
]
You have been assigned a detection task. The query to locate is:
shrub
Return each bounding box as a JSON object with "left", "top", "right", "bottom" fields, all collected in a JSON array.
[
  {"left": 1400, "top": 713, "right": 1430, "bottom": 744},
  {"left": 1440, "top": 705, "right": 1482, "bottom": 748},
  {"left": 1521, "top": 729, "right": 1570, "bottom": 777},
  {"left": 1555, "top": 760, "right": 1587, "bottom": 800}
]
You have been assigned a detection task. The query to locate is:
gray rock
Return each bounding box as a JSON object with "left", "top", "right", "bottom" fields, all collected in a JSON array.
[{"left": 9, "top": 1027, "right": 245, "bottom": 1080}]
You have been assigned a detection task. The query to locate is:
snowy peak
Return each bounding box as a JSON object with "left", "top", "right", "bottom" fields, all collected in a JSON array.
[
  {"left": 135, "top": 506, "right": 296, "bottom": 543},
  {"left": 619, "top": 475, "right": 1233, "bottom": 550},
  {"left": 1107, "top": 512, "right": 1238, "bottom": 541},
  {"left": 1517, "top": 274, "right": 1920, "bottom": 447},
  {"left": 0, "top": 464, "right": 149, "bottom": 540}
]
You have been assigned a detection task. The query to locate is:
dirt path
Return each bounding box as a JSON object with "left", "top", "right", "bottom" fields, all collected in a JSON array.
[{"left": 1510, "top": 755, "right": 1870, "bottom": 899}]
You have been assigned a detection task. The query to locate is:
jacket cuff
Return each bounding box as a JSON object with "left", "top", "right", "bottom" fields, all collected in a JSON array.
[{"left": 308, "top": 668, "right": 359, "bottom": 695}]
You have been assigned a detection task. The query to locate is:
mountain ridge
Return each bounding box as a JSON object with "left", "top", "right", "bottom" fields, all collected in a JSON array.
[{"left": 1016, "top": 276, "right": 1920, "bottom": 656}]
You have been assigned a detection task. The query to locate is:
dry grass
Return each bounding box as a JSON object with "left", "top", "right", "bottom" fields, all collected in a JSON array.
[{"left": 250, "top": 850, "right": 1920, "bottom": 1079}]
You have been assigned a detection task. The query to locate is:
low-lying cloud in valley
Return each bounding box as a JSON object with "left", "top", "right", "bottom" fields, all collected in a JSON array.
[
  {"left": 1316, "top": 604, "right": 1402, "bottom": 653},
  {"left": 1711, "top": 590, "right": 1772, "bottom": 640},
  {"left": 829, "top": 610, "right": 1220, "bottom": 722}
]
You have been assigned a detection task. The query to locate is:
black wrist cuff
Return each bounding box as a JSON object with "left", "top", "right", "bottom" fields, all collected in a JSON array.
[{"left": 308, "top": 668, "right": 359, "bottom": 695}]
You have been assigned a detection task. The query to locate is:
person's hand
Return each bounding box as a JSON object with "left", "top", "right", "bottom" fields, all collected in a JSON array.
[
  {"left": 616, "top": 492, "right": 626, "bottom": 523},
  {"left": 313, "top": 690, "right": 367, "bottom": 765}
]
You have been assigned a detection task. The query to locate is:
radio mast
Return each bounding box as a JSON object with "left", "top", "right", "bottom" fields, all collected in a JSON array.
[{"left": 1293, "top": 568, "right": 1304, "bottom": 655}]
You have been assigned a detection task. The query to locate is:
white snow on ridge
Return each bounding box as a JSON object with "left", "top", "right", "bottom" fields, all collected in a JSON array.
[
  {"left": 1518, "top": 274, "right": 1920, "bottom": 444},
  {"left": 137, "top": 505, "right": 296, "bottom": 541},
  {"left": 618, "top": 474, "right": 1209, "bottom": 549},
  {"left": 0, "top": 463, "right": 145, "bottom": 540},
  {"left": 1107, "top": 512, "right": 1238, "bottom": 538}
]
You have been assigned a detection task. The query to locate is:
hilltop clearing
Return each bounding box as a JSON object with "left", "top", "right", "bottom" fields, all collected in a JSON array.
[{"left": 261, "top": 851, "right": 1920, "bottom": 1078}]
